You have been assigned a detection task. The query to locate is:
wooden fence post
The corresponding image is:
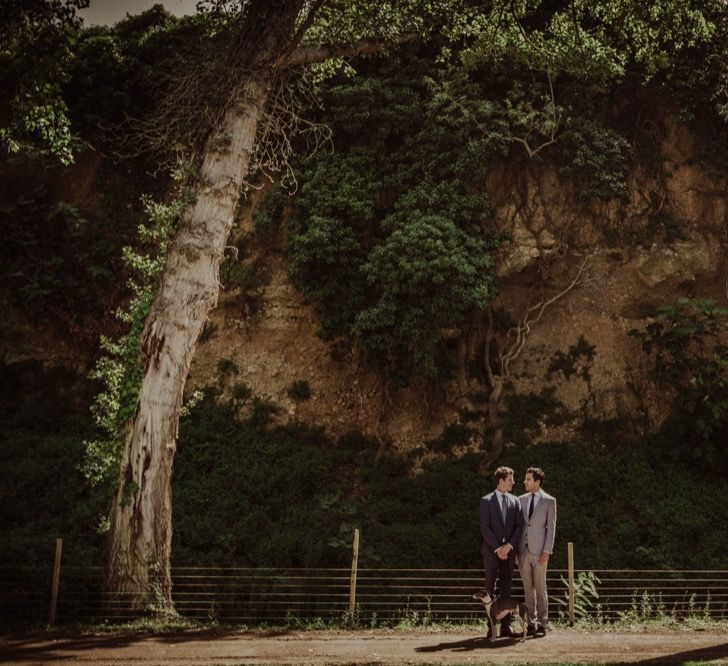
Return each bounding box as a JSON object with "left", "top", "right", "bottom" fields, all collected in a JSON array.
[
  {"left": 348, "top": 528, "right": 360, "bottom": 622},
  {"left": 567, "top": 541, "right": 575, "bottom": 626},
  {"left": 49, "top": 538, "right": 63, "bottom": 625}
]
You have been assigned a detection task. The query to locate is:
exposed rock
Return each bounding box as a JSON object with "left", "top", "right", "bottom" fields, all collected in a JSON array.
[
  {"left": 636, "top": 233, "right": 718, "bottom": 287},
  {"left": 184, "top": 116, "right": 726, "bottom": 450},
  {"left": 5, "top": 116, "right": 726, "bottom": 453}
]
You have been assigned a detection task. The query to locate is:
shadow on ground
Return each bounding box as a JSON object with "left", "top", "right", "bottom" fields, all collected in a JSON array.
[
  {"left": 635, "top": 641, "right": 728, "bottom": 664},
  {"left": 0, "top": 629, "right": 290, "bottom": 662},
  {"left": 415, "top": 635, "right": 528, "bottom": 653}
]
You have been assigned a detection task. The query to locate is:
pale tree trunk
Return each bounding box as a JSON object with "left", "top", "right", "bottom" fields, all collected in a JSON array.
[
  {"left": 105, "top": 76, "right": 271, "bottom": 612},
  {"left": 105, "top": 0, "right": 307, "bottom": 612}
]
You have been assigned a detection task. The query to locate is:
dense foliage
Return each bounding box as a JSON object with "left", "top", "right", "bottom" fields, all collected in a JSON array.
[
  {"left": 0, "top": 0, "right": 89, "bottom": 164},
  {"left": 275, "top": 46, "right": 641, "bottom": 383},
  {"left": 0, "top": 6, "right": 201, "bottom": 342},
  {"left": 0, "top": 362, "right": 105, "bottom": 572},
  {"left": 4, "top": 375, "right": 727, "bottom": 582},
  {"left": 630, "top": 299, "right": 728, "bottom": 467},
  {"left": 281, "top": 51, "right": 498, "bottom": 383}
]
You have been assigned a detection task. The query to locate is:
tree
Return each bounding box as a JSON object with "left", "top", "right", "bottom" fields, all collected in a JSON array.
[
  {"left": 102, "top": 0, "right": 721, "bottom": 613},
  {"left": 103, "top": 0, "right": 441, "bottom": 613},
  {"left": 104, "top": 0, "right": 302, "bottom": 613}
]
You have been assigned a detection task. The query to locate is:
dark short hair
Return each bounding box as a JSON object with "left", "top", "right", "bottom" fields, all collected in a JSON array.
[
  {"left": 494, "top": 466, "right": 514, "bottom": 482},
  {"left": 526, "top": 467, "right": 545, "bottom": 484}
]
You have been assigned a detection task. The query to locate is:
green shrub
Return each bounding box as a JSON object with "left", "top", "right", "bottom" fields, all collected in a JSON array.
[
  {"left": 216, "top": 358, "right": 239, "bottom": 380},
  {"left": 283, "top": 51, "right": 497, "bottom": 383},
  {"left": 630, "top": 298, "right": 728, "bottom": 467},
  {"left": 287, "top": 380, "right": 312, "bottom": 402},
  {"left": 426, "top": 422, "right": 474, "bottom": 453}
]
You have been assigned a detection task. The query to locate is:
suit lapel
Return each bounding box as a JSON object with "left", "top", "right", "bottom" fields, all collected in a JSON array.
[
  {"left": 531, "top": 493, "right": 550, "bottom": 518},
  {"left": 505, "top": 494, "right": 515, "bottom": 527},
  {"left": 520, "top": 495, "right": 528, "bottom": 520}
]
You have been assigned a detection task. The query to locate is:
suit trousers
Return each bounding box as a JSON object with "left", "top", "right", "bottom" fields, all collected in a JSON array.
[
  {"left": 518, "top": 550, "right": 549, "bottom": 626},
  {"left": 483, "top": 552, "right": 515, "bottom": 627}
]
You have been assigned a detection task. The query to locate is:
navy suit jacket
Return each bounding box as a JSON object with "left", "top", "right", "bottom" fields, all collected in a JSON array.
[{"left": 480, "top": 491, "right": 523, "bottom": 556}]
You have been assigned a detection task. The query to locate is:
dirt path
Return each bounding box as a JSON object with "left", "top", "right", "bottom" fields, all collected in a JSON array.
[{"left": 2, "top": 627, "right": 728, "bottom": 665}]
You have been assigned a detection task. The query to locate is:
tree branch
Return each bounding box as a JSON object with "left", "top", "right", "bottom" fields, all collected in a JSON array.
[
  {"left": 484, "top": 306, "right": 496, "bottom": 388},
  {"left": 273, "top": 0, "right": 327, "bottom": 70},
  {"left": 501, "top": 255, "right": 591, "bottom": 376},
  {"left": 509, "top": 70, "right": 561, "bottom": 159}
]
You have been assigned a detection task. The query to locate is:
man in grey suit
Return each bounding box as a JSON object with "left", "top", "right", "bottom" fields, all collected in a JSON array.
[
  {"left": 517, "top": 466, "right": 557, "bottom": 637},
  {"left": 479, "top": 466, "right": 523, "bottom": 638}
]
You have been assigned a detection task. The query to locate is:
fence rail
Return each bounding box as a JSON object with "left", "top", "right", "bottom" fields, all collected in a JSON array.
[{"left": 2, "top": 563, "right": 728, "bottom": 626}]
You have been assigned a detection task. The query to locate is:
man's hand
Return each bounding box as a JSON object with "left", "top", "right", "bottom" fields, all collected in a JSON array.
[
  {"left": 496, "top": 544, "right": 511, "bottom": 560},
  {"left": 539, "top": 552, "right": 550, "bottom": 566}
]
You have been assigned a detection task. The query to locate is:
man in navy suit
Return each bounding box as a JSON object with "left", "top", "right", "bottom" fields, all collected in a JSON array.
[{"left": 479, "top": 465, "right": 524, "bottom": 637}]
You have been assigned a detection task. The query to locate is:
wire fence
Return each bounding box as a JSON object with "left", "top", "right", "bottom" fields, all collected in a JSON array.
[{"left": 2, "top": 563, "right": 728, "bottom": 626}]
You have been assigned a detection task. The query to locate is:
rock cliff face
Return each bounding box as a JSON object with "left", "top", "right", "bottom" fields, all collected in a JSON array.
[
  {"left": 188, "top": 116, "right": 727, "bottom": 451},
  {"left": 3, "top": 117, "right": 724, "bottom": 452}
]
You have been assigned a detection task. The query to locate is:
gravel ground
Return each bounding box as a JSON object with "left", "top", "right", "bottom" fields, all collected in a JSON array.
[{"left": 2, "top": 627, "right": 728, "bottom": 665}]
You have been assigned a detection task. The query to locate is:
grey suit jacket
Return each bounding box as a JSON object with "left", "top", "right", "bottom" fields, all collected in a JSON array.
[{"left": 518, "top": 491, "right": 557, "bottom": 556}]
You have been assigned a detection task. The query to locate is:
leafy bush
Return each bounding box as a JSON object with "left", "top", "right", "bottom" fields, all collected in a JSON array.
[
  {"left": 287, "top": 380, "right": 312, "bottom": 402},
  {"left": 170, "top": 388, "right": 728, "bottom": 571},
  {"left": 630, "top": 299, "right": 728, "bottom": 466},
  {"left": 282, "top": 51, "right": 498, "bottom": 382},
  {"left": 426, "top": 422, "right": 474, "bottom": 453},
  {"left": 0, "top": 361, "right": 106, "bottom": 571},
  {"left": 4, "top": 375, "right": 728, "bottom": 579},
  {"left": 82, "top": 190, "right": 189, "bottom": 487},
  {"left": 504, "top": 389, "right": 570, "bottom": 448},
  {"left": 558, "top": 117, "right": 631, "bottom": 200},
  {"left": 354, "top": 215, "right": 493, "bottom": 381}
]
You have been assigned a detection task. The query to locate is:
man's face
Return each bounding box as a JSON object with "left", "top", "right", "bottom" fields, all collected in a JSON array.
[
  {"left": 504, "top": 471, "right": 514, "bottom": 492},
  {"left": 523, "top": 472, "right": 540, "bottom": 493}
]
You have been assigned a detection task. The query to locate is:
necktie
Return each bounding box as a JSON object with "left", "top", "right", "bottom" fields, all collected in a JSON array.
[
  {"left": 501, "top": 494, "right": 507, "bottom": 522},
  {"left": 528, "top": 493, "right": 535, "bottom": 519}
]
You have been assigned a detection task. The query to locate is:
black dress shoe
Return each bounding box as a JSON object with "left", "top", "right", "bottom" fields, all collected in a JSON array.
[
  {"left": 500, "top": 626, "right": 523, "bottom": 639},
  {"left": 526, "top": 624, "right": 537, "bottom": 637},
  {"left": 535, "top": 624, "right": 547, "bottom": 636}
]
